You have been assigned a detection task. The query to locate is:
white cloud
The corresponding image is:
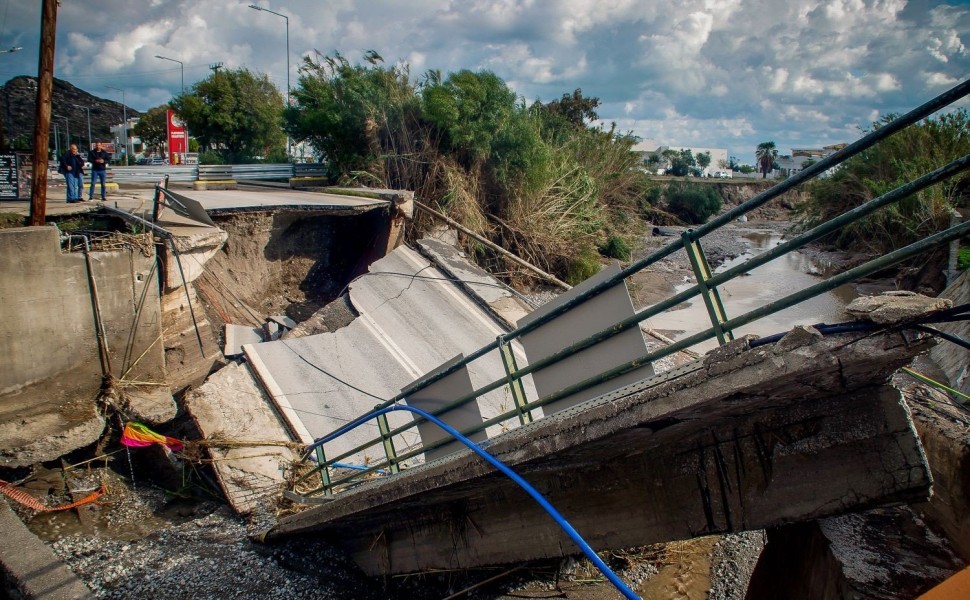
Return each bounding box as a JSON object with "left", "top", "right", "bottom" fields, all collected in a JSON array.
[{"left": 1, "top": 0, "right": 966, "bottom": 163}]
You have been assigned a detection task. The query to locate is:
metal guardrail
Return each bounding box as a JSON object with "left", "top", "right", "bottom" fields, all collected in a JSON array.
[
  {"left": 228, "top": 163, "right": 294, "bottom": 180},
  {"left": 108, "top": 165, "right": 197, "bottom": 183},
  {"left": 106, "top": 163, "right": 325, "bottom": 184},
  {"left": 296, "top": 77, "right": 970, "bottom": 498}
]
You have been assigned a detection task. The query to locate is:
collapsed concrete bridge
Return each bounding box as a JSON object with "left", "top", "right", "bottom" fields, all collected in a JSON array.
[{"left": 261, "top": 315, "right": 937, "bottom": 575}]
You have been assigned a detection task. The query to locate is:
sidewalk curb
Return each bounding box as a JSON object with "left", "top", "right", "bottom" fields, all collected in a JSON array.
[{"left": 0, "top": 499, "right": 95, "bottom": 599}]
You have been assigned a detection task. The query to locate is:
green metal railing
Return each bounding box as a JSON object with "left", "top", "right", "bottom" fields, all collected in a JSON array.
[{"left": 297, "top": 78, "right": 970, "bottom": 497}]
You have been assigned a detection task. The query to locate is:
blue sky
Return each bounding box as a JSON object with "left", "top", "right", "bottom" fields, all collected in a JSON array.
[{"left": 1, "top": 0, "right": 968, "bottom": 163}]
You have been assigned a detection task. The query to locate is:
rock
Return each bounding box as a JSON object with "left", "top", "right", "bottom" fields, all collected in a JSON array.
[{"left": 845, "top": 291, "right": 952, "bottom": 325}]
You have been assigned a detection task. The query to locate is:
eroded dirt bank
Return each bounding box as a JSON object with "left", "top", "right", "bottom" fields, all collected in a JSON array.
[{"left": 199, "top": 209, "right": 388, "bottom": 326}]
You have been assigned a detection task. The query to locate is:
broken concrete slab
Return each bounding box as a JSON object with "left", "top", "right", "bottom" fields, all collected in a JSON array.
[
  {"left": 245, "top": 244, "right": 539, "bottom": 466},
  {"left": 264, "top": 320, "right": 282, "bottom": 341},
  {"left": 0, "top": 498, "right": 96, "bottom": 599},
  {"left": 746, "top": 507, "right": 964, "bottom": 600},
  {"left": 184, "top": 361, "right": 300, "bottom": 515},
  {"left": 0, "top": 395, "right": 104, "bottom": 469},
  {"left": 282, "top": 294, "right": 357, "bottom": 339},
  {"left": 224, "top": 324, "right": 264, "bottom": 358},
  {"left": 417, "top": 237, "right": 533, "bottom": 329},
  {"left": 0, "top": 227, "right": 164, "bottom": 467},
  {"left": 263, "top": 323, "right": 935, "bottom": 576},
  {"left": 910, "top": 397, "right": 970, "bottom": 562},
  {"left": 121, "top": 386, "right": 177, "bottom": 425},
  {"left": 845, "top": 290, "right": 952, "bottom": 325},
  {"left": 268, "top": 315, "right": 298, "bottom": 330}
]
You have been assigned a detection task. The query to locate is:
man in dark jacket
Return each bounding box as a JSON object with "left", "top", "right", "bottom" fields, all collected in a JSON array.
[
  {"left": 87, "top": 142, "right": 111, "bottom": 201},
  {"left": 58, "top": 144, "right": 85, "bottom": 203}
]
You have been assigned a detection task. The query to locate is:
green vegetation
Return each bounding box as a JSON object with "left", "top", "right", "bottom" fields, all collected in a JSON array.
[
  {"left": 172, "top": 68, "right": 286, "bottom": 164},
  {"left": 958, "top": 247, "right": 970, "bottom": 271},
  {"left": 132, "top": 105, "right": 169, "bottom": 155},
  {"left": 664, "top": 182, "right": 722, "bottom": 224},
  {"left": 599, "top": 234, "right": 632, "bottom": 261},
  {"left": 283, "top": 52, "right": 654, "bottom": 282},
  {"left": 0, "top": 213, "right": 25, "bottom": 229},
  {"left": 798, "top": 109, "right": 970, "bottom": 255},
  {"left": 756, "top": 141, "right": 777, "bottom": 179}
]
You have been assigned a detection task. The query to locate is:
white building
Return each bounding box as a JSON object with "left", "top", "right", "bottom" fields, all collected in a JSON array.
[
  {"left": 634, "top": 141, "right": 730, "bottom": 177},
  {"left": 777, "top": 144, "right": 846, "bottom": 177}
]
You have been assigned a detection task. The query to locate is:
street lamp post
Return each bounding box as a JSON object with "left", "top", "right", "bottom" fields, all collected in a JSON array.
[
  {"left": 105, "top": 85, "right": 128, "bottom": 165},
  {"left": 54, "top": 114, "right": 69, "bottom": 147},
  {"left": 155, "top": 54, "right": 184, "bottom": 93},
  {"left": 74, "top": 105, "right": 92, "bottom": 149},
  {"left": 155, "top": 54, "right": 189, "bottom": 164},
  {"left": 248, "top": 3, "right": 290, "bottom": 156},
  {"left": 52, "top": 122, "right": 59, "bottom": 157}
]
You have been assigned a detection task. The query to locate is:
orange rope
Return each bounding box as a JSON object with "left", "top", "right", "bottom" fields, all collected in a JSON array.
[{"left": 0, "top": 480, "right": 106, "bottom": 512}]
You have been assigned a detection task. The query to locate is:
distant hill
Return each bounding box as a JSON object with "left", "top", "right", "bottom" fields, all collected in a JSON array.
[{"left": 0, "top": 76, "right": 143, "bottom": 150}]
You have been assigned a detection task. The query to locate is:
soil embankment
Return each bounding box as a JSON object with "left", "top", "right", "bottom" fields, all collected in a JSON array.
[{"left": 197, "top": 209, "right": 387, "bottom": 327}]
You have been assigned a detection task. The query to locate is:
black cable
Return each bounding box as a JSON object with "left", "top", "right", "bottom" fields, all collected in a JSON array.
[
  {"left": 912, "top": 325, "right": 970, "bottom": 351},
  {"left": 748, "top": 302, "right": 970, "bottom": 349}
]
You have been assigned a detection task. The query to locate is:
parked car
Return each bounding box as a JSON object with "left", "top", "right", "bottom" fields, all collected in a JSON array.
[
  {"left": 148, "top": 156, "right": 168, "bottom": 166},
  {"left": 715, "top": 171, "right": 730, "bottom": 179},
  {"left": 135, "top": 157, "right": 150, "bottom": 165}
]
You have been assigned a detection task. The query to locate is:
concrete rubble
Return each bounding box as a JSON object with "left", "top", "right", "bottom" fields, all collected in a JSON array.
[{"left": 184, "top": 362, "right": 300, "bottom": 515}]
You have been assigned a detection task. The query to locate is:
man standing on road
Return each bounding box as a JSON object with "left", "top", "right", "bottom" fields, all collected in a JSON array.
[
  {"left": 88, "top": 142, "right": 110, "bottom": 201},
  {"left": 58, "top": 144, "right": 85, "bottom": 203}
]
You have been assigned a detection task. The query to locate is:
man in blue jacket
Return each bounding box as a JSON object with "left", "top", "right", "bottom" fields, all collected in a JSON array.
[
  {"left": 58, "top": 144, "right": 85, "bottom": 203},
  {"left": 87, "top": 142, "right": 111, "bottom": 201}
]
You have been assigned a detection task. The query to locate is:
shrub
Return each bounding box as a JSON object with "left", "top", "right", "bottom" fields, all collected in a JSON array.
[
  {"left": 566, "top": 247, "right": 601, "bottom": 285},
  {"left": 199, "top": 151, "right": 225, "bottom": 165},
  {"left": 959, "top": 247, "right": 970, "bottom": 271},
  {"left": 599, "top": 234, "right": 632, "bottom": 261},
  {"left": 665, "top": 182, "right": 722, "bottom": 224},
  {"left": 798, "top": 109, "right": 970, "bottom": 254}
]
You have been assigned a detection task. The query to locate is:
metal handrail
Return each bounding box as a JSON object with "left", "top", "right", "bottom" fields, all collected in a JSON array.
[{"left": 299, "top": 78, "right": 970, "bottom": 494}]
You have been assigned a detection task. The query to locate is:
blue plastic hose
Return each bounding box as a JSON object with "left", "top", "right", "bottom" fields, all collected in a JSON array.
[{"left": 307, "top": 404, "right": 640, "bottom": 600}]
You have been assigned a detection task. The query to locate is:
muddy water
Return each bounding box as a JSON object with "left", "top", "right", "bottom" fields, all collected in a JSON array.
[{"left": 646, "top": 231, "right": 858, "bottom": 353}]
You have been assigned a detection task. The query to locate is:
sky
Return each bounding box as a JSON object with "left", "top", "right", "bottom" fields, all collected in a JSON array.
[{"left": 1, "top": 0, "right": 968, "bottom": 163}]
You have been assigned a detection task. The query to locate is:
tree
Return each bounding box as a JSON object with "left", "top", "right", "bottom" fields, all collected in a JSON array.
[
  {"left": 540, "top": 88, "right": 600, "bottom": 128},
  {"left": 665, "top": 182, "right": 722, "bottom": 223},
  {"left": 696, "top": 151, "right": 711, "bottom": 172},
  {"left": 171, "top": 68, "right": 285, "bottom": 163},
  {"left": 133, "top": 105, "right": 169, "bottom": 156},
  {"left": 668, "top": 149, "right": 696, "bottom": 176},
  {"left": 421, "top": 69, "right": 519, "bottom": 166},
  {"left": 800, "top": 109, "right": 970, "bottom": 257},
  {"left": 756, "top": 141, "right": 778, "bottom": 179},
  {"left": 284, "top": 52, "right": 416, "bottom": 178}
]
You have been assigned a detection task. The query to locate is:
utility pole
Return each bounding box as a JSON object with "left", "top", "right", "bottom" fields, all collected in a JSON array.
[{"left": 30, "top": 0, "right": 57, "bottom": 226}]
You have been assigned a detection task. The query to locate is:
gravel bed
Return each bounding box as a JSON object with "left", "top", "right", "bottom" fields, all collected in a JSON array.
[
  {"left": 48, "top": 494, "right": 381, "bottom": 599},
  {"left": 708, "top": 531, "right": 767, "bottom": 600}
]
